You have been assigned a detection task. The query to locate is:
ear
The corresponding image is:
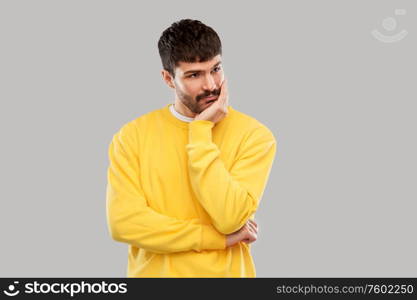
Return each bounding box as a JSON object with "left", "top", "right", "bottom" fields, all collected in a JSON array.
[{"left": 161, "top": 70, "right": 175, "bottom": 89}]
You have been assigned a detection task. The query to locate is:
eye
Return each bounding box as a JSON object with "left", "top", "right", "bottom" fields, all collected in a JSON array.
[
  {"left": 212, "top": 66, "right": 222, "bottom": 72},
  {"left": 188, "top": 73, "right": 199, "bottom": 78}
]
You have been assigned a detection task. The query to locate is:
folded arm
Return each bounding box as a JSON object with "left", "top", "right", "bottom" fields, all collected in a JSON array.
[{"left": 186, "top": 120, "right": 277, "bottom": 234}]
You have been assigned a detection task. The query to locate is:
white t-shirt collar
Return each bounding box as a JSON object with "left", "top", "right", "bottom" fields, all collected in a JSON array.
[{"left": 169, "top": 103, "right": 195, "bottom": 123}]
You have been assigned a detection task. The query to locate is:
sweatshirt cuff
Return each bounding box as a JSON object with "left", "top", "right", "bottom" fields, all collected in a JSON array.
[
  {"left": 189, "top": 120, "right": 214, "bottom": 144},
  {"left": 201, "top": 224, "right": 226, "bottom": 250}
]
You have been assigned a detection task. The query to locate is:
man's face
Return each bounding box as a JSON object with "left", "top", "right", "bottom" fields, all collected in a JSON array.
[{"left": 171, "top": 54, "right": 224, "bottom": 114}]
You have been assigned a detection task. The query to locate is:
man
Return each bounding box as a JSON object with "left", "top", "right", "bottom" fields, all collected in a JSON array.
[{"left": 106, "top": 19, "right": 277, "bottom": 277}]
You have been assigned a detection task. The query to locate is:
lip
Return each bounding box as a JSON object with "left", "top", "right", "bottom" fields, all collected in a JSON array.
[{"left": 202, "top": 96, "right": 218, "bottom": 102}]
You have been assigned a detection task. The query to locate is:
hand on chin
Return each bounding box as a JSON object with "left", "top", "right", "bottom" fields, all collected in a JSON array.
[{"left": 194, "top": 79, "right": 229, "bottom": 124}]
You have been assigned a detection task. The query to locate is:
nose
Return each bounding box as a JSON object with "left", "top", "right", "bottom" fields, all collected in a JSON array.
[{"left": 202, "top": 74, "right": 216, "bottom": 92}]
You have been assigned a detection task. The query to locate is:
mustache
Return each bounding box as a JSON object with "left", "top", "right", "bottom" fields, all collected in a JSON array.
[{"left": 196, "top": 89, "right": 221, "bottom": 102}]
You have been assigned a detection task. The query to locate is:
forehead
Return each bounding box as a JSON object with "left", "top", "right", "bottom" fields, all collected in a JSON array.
[{"left": 176, "top": 54, "right": 222, "bottom": 73}]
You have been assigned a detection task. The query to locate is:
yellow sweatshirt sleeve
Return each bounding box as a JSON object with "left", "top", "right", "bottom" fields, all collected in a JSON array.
[
  {"left": 106, "top": 122, "right": 226, "bottom": 254},
  {"left": 186, "top": 120, "right": 277, "bottom": 235}
]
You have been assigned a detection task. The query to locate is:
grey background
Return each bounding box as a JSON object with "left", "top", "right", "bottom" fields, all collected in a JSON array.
[{"left": 0, "top": 0, "right": 415, "bottom": 277}]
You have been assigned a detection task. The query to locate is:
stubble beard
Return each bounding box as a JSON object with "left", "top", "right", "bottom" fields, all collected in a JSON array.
[
  {"left": 176, "top": 87, "right": 221, "bottom": 115},
  {"left": 176, "top": 88, "right": 203, "bottom": 114}
]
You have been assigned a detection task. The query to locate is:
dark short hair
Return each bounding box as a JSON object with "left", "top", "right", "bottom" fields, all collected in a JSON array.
[{"left": 158, "top": 19, "right": 222, "bottom": 77}]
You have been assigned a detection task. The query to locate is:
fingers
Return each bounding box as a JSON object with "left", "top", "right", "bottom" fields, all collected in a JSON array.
[
  {"left": 246, "top": 220, "right": 258, "bottom": 244},
  {"left": 238, "top": 219, "right": 259, "bottom": 245},
  {"left": 219, "top": 79, "right": 228, "bottom": 108},
  {"left": 247, "top": 221, "right": 257, "bottom": 234},
  {"left": 248, "top": 219, "right": 258, "bottom": 232},
  {"left": 244, "top": 228, "right": 257, "bottom": 244},
  {"left": 220, "top": 78, "right": 227, "bottom": 97},
  {"left": 246, "top": 221, "right": 257, "bottom": 239},
  {"left": 242, "top": 231, "right": 256, "bottom": 244},
  {"left": 248, "top": 219, "right": 257, "bottom": 227}
]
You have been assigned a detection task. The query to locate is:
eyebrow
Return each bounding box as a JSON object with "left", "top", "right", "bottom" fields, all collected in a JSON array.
[{"left": 183, "top": 61, "right": 222, "bottom": 75}]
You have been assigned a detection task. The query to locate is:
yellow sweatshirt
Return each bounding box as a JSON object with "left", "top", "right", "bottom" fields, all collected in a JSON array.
[{"left": 106, "top": 103, "right": 277, "bottom": 277}]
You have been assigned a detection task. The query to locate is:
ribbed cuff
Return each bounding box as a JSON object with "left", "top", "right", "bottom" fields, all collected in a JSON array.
[
  {"left": 188, "top": 120, "right": 214, "bottom": 144},
  {"left": 200, "top": 224, "right": 226, "bottom": 250}
]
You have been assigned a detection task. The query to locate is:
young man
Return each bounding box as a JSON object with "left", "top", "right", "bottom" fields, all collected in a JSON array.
[{"left": 106, "top": 19, "right": 277, "bottom": 277}]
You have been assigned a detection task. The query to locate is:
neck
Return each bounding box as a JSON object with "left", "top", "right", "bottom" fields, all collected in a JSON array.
[{"left": 173, "top": 98, "right": 197, "bottom": 118}]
